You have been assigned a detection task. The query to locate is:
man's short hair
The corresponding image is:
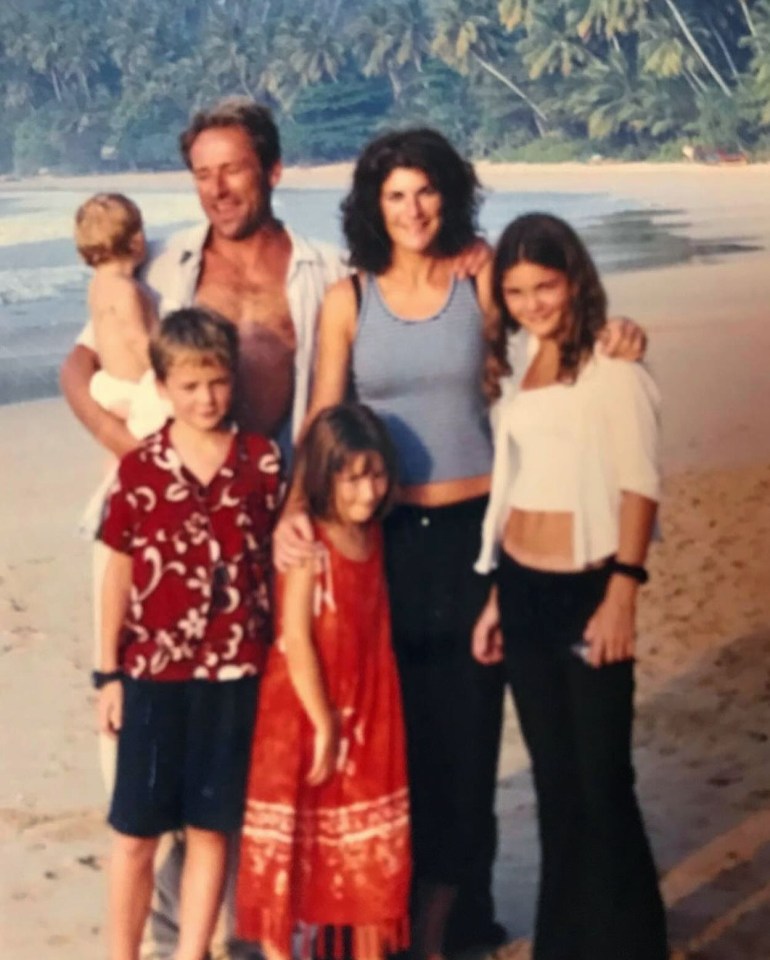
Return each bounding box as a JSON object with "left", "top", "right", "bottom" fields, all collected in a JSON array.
[
  {"left": 74, "top": 193, "right": 143, "bottom": 267},
  {"left": 179, "top": 97, "right": 281, "bottom": 172},
  {"left": 149, "top": 307, "right": 239, "bottom": 382}
]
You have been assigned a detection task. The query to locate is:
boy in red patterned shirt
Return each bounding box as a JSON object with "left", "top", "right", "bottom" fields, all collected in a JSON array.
[{"left": 95, "top": 306, "right": 281, "bottom": 960}]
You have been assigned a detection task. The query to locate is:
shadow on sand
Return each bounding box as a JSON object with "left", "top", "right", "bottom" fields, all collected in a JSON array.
[{"left": 586, "top": 208, "right": 764, "bottom": 274}]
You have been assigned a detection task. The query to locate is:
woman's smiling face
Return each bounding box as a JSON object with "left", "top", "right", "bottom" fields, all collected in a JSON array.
[{"left": 379, "top": 166, "right": 443, "bottom": 255}]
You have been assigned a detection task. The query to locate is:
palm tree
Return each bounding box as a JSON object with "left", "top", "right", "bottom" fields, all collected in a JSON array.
[
  {"left": 566, "top": 47, "right": 693, "bottom": 142},
  {"left": 736, "top": 0, "right": 758, "bottom": 39},
  {"left": 743, "top": 0, "right": 770, "bottom": 121},
  {"left": 576, "top": 0, "right": 651, "bottom": 40},
  {"left": 430, "top": 0, "right": 548, "bottom": 127},
  {"left": 350, "top": 0, "right": 430, "bottom": 100},
  {"left": 579, "top": 0, "right": 734, "bottom": 95},
  {"left": 497, "top": 0, "right": 532, "bottom": 33},
  {"left": 660, "top": 0, "right": 733, "bottom": 96},
  {"left": 270, "top": 16, "right": 348, "bottom": 110},
  {"left": 517, "top": 3, "right": 602, "bottom": 79}
]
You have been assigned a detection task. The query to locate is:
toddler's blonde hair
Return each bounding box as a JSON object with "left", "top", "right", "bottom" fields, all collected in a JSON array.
[{"left": 74, "top": 193, "right": 143, "bottom": 267}]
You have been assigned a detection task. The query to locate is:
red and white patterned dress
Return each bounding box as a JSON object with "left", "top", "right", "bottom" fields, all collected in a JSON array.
[{"left": 237, "top": 523, "right": 411, "bottom": 958}]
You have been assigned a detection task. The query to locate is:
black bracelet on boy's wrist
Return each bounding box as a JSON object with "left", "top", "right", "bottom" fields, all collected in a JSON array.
[
  {"left": 610, "top": 560, "right": 649, "bottom": 585},
  {"left": 91, "top": 669, "right": 123, "bottom": 689}
]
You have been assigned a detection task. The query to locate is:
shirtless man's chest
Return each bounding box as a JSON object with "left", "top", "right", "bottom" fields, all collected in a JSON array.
[{"left": 194, "top": 238, "right": 297, "bottom": 437}]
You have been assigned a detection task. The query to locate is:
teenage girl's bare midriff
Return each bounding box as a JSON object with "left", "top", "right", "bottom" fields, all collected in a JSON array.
[
  {"left": 502, "top": 508, "right": 580, "bottom": 572},
  {"left": 498, "top": 338, "right": 592, "bottom": 572}
]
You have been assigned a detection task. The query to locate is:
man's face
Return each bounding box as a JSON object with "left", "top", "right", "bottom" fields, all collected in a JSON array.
[{"left": 188, "top": 125, "right": 281, "bottom": 241}]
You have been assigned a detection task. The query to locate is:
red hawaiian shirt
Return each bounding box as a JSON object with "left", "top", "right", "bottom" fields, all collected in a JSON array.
[{"left": 99, "top": 423, "right": 281, "bottom": 682}]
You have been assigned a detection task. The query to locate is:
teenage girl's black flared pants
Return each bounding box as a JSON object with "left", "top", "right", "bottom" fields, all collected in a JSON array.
[{"left": 498, "top": 552, "right": 668, "bottom": 960}]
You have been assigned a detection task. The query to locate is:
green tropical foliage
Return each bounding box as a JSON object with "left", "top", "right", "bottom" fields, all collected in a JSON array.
[{"left": 0, "top": 0, "right": 767, "bottom": 173}]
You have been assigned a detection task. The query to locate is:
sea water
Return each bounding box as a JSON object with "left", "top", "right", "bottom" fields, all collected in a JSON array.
[{"left": 0, "top": 182, "right": 714, "bottom": 405}]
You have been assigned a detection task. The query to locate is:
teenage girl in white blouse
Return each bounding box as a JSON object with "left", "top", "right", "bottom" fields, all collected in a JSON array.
[{"left": 473, "top": 213, "right": 669, "bottom": 960}]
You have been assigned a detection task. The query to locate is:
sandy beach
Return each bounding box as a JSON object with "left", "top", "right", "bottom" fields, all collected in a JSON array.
[{"left": 1, "top": 162, "right": 769, "bottom": 959}]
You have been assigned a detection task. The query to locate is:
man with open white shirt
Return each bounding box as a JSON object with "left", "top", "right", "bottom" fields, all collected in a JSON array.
[{"left": 61, "top": 98, "right": 347, "bottom": 960}]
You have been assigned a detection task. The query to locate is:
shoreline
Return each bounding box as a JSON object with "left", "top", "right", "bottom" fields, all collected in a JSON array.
[{"left": 3, "top": 158, "right": 770, "bottom": 196}]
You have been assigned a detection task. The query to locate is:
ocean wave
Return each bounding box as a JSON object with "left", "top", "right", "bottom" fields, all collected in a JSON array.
[
  {"left": 0, "top": 264, "right": 88, "bottom": 304},
  {"left": 0, "top": 190, "right": 203, "bottom": 248}
]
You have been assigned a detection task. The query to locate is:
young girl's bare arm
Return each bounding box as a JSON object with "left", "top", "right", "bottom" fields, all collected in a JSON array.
[
  {"left": 472, "top": 584, "right": 504, "bottom": 666},
  {"left": 281, "top": 560, "right": 339, "bottom": 785},
  {"left": 97, "top": 547, "right": 132, "bottom": 736},
  {"left": 583, "top": 493, "right": 657, "bottom": 667},
  {"left": 90, "top": 275, "right": 153, "bottom": 382},
  {"left": 583, "top": 363, "right": 660, "bottom": 666}
]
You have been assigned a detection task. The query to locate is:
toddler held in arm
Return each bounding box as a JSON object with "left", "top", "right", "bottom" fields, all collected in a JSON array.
[{"left": 74, "top": 192, "right": 170, "bottom": 439}]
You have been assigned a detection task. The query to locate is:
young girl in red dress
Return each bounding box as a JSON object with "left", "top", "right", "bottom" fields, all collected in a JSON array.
[{"left": 237, "top": 403, "right": 411, "bottom": 960}]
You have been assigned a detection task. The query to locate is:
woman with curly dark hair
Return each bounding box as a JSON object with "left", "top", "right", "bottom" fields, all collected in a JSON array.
[
  {"left": 341, "top": 128, "right": 480, "bottom": 274},
  {"left": 474, "top": 213, "right": 669, "bottom": 960},
  {"left": 288, "top": 127, "right": 505, "bottom": 960},
  {"left": 277, "top": 131, "right": 646, "bottom": 960}
]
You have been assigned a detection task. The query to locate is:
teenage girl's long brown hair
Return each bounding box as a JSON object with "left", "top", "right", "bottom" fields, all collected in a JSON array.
[{"left": 484, "top": 213, "right": 607, "bottom": 402}]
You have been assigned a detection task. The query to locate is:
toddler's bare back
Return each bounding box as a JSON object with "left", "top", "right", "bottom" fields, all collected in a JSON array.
[{"left": 89, "top": 270, "right": 156, "bottom": 383}]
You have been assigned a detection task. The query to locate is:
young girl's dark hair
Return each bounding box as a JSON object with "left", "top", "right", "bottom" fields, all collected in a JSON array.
[
  {"left": 296, "top": 404, "right": 398, "bottom": 522},
  {"left": 342, "top": 128, "right": 481, "bottom": 274},
  {"left": 485, "top": 213, "right": 607, "bottom": 400}
]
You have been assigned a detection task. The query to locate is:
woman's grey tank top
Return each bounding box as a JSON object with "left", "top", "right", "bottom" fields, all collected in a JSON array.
[{"left": 351, "top": 274, "right": 493, "bottom": 485}]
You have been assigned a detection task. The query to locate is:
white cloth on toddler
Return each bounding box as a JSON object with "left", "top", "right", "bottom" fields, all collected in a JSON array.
[
  {"left": 89, "top": 368, "right": 170, "bottom": 439},
  {"left": 79, "top": 369, "right": 171, "bottom": 538}
]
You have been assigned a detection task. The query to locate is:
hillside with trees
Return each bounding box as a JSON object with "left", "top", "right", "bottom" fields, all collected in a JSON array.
[{"left": 1, "top": 0, "right": 768, "bottom": 173}]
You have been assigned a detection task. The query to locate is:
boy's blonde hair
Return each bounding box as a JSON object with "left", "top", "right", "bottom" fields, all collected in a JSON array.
[
  {"left": 74, "top": 193, "right": 143, "bottom": 267},
  {"left": 149, "top": 307, "right": 239, "bottom": 383}
]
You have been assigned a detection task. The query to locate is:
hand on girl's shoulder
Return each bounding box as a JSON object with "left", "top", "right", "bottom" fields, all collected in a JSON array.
[
  {"left": 592, "top": 353, "right": 660, "bottom": 407},
  {"left": 451, "top": 237, "right": 493, "bottom": 281},
  {"left": 273, "top": 510, "right": 318, "bottom": 572},
  {"left": 596, "top": 316, "right": 647, "bottom": 361}
]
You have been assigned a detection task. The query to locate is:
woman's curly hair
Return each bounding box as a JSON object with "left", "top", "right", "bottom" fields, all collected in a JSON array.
[
  {"left": 485, "top": 213, "right": 607, "bottom": 401},
  {"left": 341, "top": 128, "right": 481, "bottom": 274}
]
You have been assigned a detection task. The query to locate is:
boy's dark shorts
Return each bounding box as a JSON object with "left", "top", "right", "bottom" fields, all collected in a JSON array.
[{"left": 108, "top": 675, "right": 258, "bottom": 838}]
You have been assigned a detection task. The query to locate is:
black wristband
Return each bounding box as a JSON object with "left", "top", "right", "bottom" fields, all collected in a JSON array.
[
  {"left": 91, "top": 669, "right": 123, "bottom": 689},
  {"left": 610, "top": 560, "right": 649, "bottom": 585}
]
